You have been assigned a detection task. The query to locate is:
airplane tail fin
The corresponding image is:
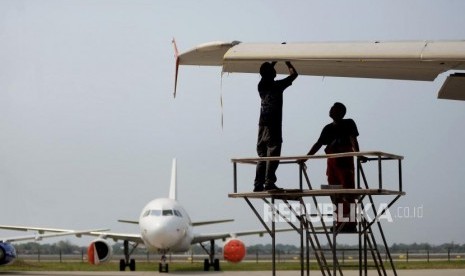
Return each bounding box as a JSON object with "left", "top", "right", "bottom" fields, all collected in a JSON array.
[{"left": 169, "top": 158, "right": 177, "bottom": 200}]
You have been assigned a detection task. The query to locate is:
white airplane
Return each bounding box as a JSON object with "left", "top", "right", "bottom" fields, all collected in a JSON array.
[
  {"left": 173, "top": 40, "right": 465, "bottom": 100},
  {"left": 0, "top": 228, "right": 108, "bottom": 267},
  {"left": 0, "top": 159, "right": 291, "bottom": 272}
]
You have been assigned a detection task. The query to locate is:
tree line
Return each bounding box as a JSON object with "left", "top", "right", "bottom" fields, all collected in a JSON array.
[{"left": 12, "top": 241, "right": 465, "bottom": 255}]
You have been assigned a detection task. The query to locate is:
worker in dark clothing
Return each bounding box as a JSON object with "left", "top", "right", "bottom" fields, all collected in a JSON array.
[
  {"left": 303, "top": 102, "right": 361, "bottom": 232},
  {"left": 254, "top": 61, "right": 298, "bottom": 192}
]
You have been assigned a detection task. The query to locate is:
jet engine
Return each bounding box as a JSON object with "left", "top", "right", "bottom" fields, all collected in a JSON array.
[
  {"left": 87, "top": 239, "right": 113, "bottom": 265},
  {"left": 223, "top": 238, "right": 246, "bottom": 263},
  {"left": 0, "top": 242, "right": 17, "bottom": 266}
]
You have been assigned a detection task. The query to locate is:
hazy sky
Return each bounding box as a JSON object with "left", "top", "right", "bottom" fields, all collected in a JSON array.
[{"left": 1, "top": 0, "right": 465, "bottom": 248}]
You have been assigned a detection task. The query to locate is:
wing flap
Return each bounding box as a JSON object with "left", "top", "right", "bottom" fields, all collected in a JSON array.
[
  {"left": 223, "top": 59, "right": 444, "bottom": 81},
  {"left": 438, "top": 73, "right": 465, "bottom": 100}
]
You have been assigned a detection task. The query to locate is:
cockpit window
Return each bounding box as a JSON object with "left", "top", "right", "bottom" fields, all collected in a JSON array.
[
  {"left": 143, "top": 210, "right": 161, "bottom": 217},
  {"left": 174, "top": 210, "right": 183, "bottom": 217},
  {"left": 150, "top": 210, "right": 162, "bottom": 216},
  {"left": 162, "top": 209, "right": 173, "bottom": 216},
  {"left": 144, "top": 209, "right": 182, "bottom": 217}
]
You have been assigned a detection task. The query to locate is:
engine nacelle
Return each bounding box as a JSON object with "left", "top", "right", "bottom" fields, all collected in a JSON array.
[
  {"left": 223, "top": 238, "right": 246, "bottom": 263},
  {"left": 0, "top": 242, "right": 17, "bottom": 266},
  {"left": 87, "top": 239, "right": 113, "bottom": 265}
]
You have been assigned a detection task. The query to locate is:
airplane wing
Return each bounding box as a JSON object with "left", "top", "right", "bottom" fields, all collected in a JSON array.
[
  {"left": 192, "top": 219, "right": 234, "bottom": 227},
  {"left": 0, "top": 228, "right": 109, "bottom": 243},
  {"left": 117, "top": 219, "right": 138, "bottom": 225},
  {"left": 0, "top": 225, "right": 143, "bottom": 244},
  {"left": 175, "top": 40, "right": 465, "bottom": 100},
  {"left": 84, "top": 231, "right": 143, "bottom": 244},
  {"left": 118, "top": 219, "right": 234, "bottom": 226},
  {"left": 191, "top": 228, "right": 293, "bottom": 244},
  {"left": 117, "top": 218, "right": 234, "bottom": 227}
]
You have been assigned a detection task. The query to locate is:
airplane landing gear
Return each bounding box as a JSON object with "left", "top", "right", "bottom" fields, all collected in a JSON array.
[
  {"left": 119, "top": 259, "right": 135, "bottom": 271},
  {"left": 203, "top": 258, "right": 220, "bottom": 271},
  {"left": 200, "top": 239, "right": 220, "bottom": 271},
  {"left": 159, "top": 253, "right": 169, "bottom": 273},
  {"left": 119, "top": 240, "right": 138, "bottom": 271}
]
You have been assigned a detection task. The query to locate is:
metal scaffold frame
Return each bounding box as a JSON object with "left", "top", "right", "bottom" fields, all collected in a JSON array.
[{"left": 229, "top": 151, "right": 405, "bottom": 276}]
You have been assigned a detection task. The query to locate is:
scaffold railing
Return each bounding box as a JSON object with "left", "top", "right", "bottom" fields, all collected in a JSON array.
[{"left": 229, "top": 151, "right": 405, "bottom": 276}]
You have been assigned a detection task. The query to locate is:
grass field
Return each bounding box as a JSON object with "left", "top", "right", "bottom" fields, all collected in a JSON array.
[{"left": 2, "top": 260, "right": 465, "bottom": 272}]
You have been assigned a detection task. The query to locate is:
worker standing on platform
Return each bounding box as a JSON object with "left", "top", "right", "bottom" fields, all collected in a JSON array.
[
  {"left": 254, "top": 61, "right": 298, "bottom": 192},
  {"left": 303, "top": 102, "right": 361, "bottom": 232}
]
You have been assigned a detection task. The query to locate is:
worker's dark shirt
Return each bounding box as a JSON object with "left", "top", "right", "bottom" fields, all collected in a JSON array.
[
  {"left": 318, "top": 119, "right": 359, "bottom": 154},
  {"left": 258, "top": 75, "right": 296, "bottom": 126}
]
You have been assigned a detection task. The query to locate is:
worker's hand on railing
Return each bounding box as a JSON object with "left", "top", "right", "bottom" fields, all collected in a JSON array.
[{"left": 358, "top": 156, "right": 368, "bottom": 163}]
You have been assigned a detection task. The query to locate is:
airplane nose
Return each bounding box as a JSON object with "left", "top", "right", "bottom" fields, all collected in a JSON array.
[{"left": 143, "top": 222, "right": 185, "bottom": 249}]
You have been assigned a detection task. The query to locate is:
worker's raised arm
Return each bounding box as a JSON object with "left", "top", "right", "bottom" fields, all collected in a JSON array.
[{"left": 286, "top": 61, "right": 298, "bottom": 79}]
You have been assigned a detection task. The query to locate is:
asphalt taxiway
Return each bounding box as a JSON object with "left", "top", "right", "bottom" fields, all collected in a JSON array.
[{"left": 1, "top": 270, "right": 465, "bottom": 276}]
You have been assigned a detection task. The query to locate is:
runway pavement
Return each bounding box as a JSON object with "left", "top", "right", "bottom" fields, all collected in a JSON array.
[{"left": 0, "top": 270, "right": 465, "bottom": 276}]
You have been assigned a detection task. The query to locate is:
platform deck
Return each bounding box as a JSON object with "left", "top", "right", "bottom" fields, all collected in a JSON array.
[{"left": 229, "top": 188, "right": 405, "bottom": 199}]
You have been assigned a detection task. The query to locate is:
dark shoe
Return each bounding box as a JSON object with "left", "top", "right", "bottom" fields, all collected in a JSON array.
[
  {"left": 253, "top": 185, "right": 264, "bottom": 192},
  {"left": 330, "top": 223, "right": 357, "bottom": 233},
  {"left": 264, "top": 184, "right": 283, "bottom": 191},
  {"left": 344, "top": 223, "right": 357, "bottom": 233}
]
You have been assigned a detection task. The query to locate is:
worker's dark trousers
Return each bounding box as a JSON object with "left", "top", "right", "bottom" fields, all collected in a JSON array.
[{"left": 255, "top": 125, "right": 282, "bottom": 187}]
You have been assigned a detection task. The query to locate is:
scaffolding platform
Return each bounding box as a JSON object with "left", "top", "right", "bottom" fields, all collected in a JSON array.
[
  {"left": 228, "top": 151, "right": 405, "bottom": 276},
  {"left": 230, "top": 188, "right": 405, "bottom": 199}
]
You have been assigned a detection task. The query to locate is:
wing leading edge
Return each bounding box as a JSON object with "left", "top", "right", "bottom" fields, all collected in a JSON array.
[
  {"left": 0, "top": 225, "right": 143, "bottom": 244},
  {"left": 0, "top": 227, "right": 110, "bottom": 243},
  {"left": 176, "top": 40, "right": 465, "bottom": 100}
]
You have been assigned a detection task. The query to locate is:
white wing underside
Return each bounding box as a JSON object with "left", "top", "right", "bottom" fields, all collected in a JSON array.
[{"left": 176, "top": 40, "right": 465, "bottom": 100}]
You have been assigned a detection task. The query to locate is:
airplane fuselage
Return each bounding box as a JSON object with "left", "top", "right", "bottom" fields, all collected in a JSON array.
[{"left": 139, "top": 198, "right": 193, "bottom": 253}]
